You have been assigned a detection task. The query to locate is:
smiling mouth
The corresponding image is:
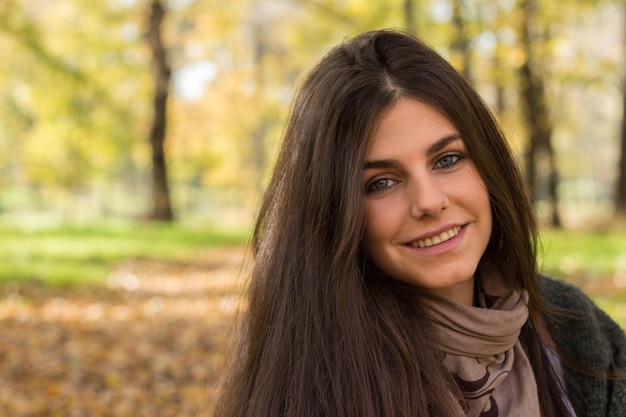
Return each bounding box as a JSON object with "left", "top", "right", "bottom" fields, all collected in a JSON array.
[{"left": 407, "top": 226, "right": 462, "bottom": 248}]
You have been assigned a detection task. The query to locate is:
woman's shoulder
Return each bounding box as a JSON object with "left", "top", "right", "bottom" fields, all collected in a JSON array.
[
  {"left": 540, "top": 275, "right": 623, "bottom": 340},
  {"left": 540, "top": 276, "right": 626, "bottom": 416},
  {"left": 540, "top": 275, "right": 599, "bottom": 310},
  {"left": 541, "top": 275, "right": 626, "bottom": 373},
  {"left": 540, "top": 275, "right": 626, "bottom": 374}
]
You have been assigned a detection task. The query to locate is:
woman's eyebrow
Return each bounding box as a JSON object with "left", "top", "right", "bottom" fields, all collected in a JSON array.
[
  {"left": 363, "top": 159, "right": 402, "bottom": 170},
  {"left": 363, "top": 134, "right": 462, "bottom": 170},
  {"left": 426, "top": 134, "right": 462, "bottom": 156}
]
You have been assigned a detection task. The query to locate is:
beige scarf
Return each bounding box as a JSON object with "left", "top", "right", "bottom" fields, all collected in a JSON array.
[{"left": 423, "top": 265, "right": 541, "bottom": 417}]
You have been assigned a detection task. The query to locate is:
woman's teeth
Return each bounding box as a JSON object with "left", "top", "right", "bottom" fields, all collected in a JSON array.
[{"left": 409, "top": 226, "right": 461, "bottom": 248}]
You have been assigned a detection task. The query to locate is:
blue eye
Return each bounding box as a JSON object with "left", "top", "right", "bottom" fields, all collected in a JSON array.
[
  {"left": 435, "top": 154, "right": 462, "bottom": 169},
  {"left": 367, "top": 178, "right": 397, "bottom": 193}
]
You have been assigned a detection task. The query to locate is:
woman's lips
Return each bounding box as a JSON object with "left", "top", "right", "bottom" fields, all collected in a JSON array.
[{"left": 406, "top": 225, "right": 462, "bottom": 248}]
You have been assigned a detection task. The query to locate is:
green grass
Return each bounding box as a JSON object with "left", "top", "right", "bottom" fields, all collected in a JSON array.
[
  {"left": 0, "top": 221, "right": 249, "bottom": 287},
  {"left": 538, "top": 227, "right": 626, "bottom": 327},
  {"left": 538, "top": 228, "right": 626, "bottom": 277},
  {"left": 3, "top": 222, "right": 626, "bottom": 292}
]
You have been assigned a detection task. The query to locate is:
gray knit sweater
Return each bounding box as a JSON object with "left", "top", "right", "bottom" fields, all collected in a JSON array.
[{"left": 542, "top": 277, "right": 626, "bottom": 417}]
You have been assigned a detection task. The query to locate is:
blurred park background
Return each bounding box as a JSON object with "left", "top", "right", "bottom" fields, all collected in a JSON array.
[{"left": 2, "top": 0, "right": 626, "bottom": 415}]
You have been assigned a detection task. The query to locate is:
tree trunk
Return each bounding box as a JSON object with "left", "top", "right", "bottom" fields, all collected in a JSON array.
[
  {"left": 404, "top": 0, "right": 417, "bottom": 35},
  {"left": 146, "top": 0, "right": 173, "bottom": 221},
  {"left": 615, "top": 6, "right": 626, "bottom": 218},
  {"left": 451, "top": 0, "right": 471, "bottom": 81},
  {"left": 251, "top": 0, "right": 269, "bottom": 193},
  {"left": 491, "top": 5, "right": 507, "bottom": 117},
  {"left": 518, "top": 0, "right": 561, "bottom": 228},
  {"left": 616, "top": 85, "right": 626, "bottom": 217}
]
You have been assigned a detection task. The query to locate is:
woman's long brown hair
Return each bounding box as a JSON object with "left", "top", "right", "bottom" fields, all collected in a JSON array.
[{"left": 213, "top": 29, "right": 571, "bottom": 417}]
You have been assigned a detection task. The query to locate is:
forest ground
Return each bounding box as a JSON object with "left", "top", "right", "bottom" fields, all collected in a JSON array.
[
  {"left": 0, "top": 247, "right": 245, "bottom": 417},
  {"left": 2, "top": 243, "right": 626, "bottom": 416}
]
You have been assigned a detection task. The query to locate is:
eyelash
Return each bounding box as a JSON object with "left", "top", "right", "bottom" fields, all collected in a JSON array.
[
  {"left": 434, "top": 152, "right": 463, "bottom": 169},
  {"left": 365, "top": 152, "right": 464, "bottom": 194},
  {"left": 366, "top": 178, "right": 398, "bottom": 193}
]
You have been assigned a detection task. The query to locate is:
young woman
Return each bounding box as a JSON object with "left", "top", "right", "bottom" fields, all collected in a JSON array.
[{"left": 213, "top": 29, "right": 626, "bottom": 417}]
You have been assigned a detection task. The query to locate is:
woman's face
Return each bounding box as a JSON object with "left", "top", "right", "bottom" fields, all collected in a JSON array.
[{"left": 362, "top": 98, "right": 492, "bottom": 305}]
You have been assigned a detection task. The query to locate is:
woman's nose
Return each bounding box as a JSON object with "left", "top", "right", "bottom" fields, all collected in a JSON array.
[{"left": 408, "top": 175, "right": 449, "bottom": 218}]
